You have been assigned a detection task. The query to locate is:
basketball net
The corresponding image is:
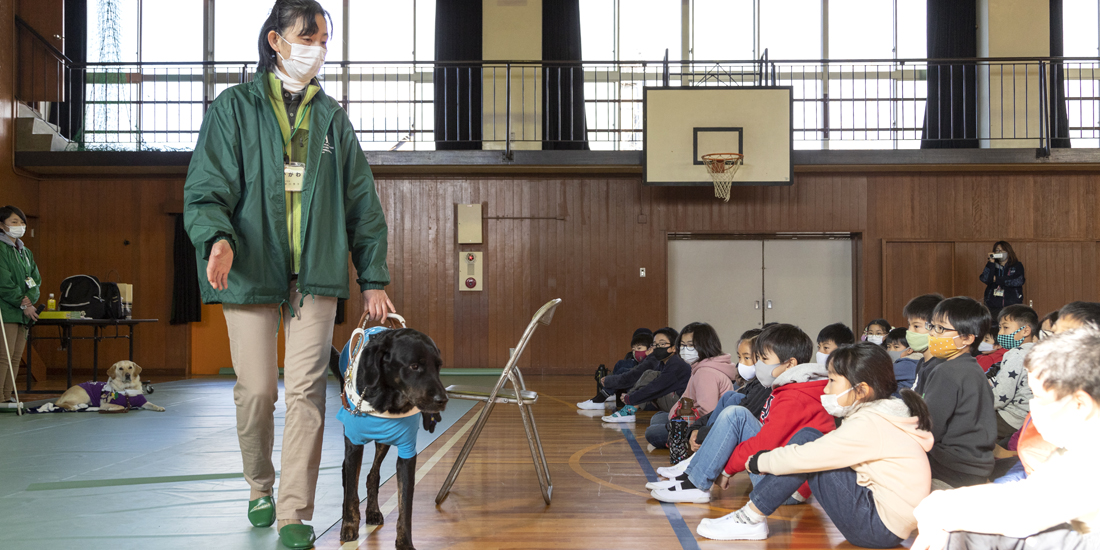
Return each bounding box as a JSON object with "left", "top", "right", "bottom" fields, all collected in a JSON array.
[{"left": 701, "top": 153, "right": 744, "bottom": 202}]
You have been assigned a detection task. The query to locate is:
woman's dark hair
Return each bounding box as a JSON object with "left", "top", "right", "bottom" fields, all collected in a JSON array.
[
  {"left": 932, "top": 296, "right": 992, "bottom": 354},
  {"left": 0, "top": 205, "right": 27, "bottom": 225},
  {"left": 864, "top": 318, "right": 892, "bottom": 334},
  {"left": 884, "top": 327, "right": 908, "bottom": 348},
  {"left": 753, "top": 323, "right": 814, "bottom": 365},
  {"left": 993, "top": 241, "right": 1020, "bottom": 266},
  {"left": 258, "top": 0, "right": 332, "bottom": 72},
  {"left": 683, "top": 322, "right": 723, "bottom": 361},
  {"left": 827, "top": 343, "right": 933, "bottom": 432}
]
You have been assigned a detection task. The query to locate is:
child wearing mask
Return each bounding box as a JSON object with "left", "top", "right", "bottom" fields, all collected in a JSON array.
[
  {"left": 903, "top": 293, "right": 945, "bottom": 392},
  {"left": 697, "top": 344, "right": 934, "bottom": 546},
  {"left": 917, "top": 297, "right": 998, "bottom": 489},
  {"left": 577, "top": 328, "right": 651, "bottom": 410},
  {"left": 646, "top": 323, "right": 734, "bottom": 448},
  {"left": 990, "top": 305, "right": 1038, "bottom": 440},
  {"left": 601, "top": 326, "right": 690, "bottom": 423},
  {"left": 648, "top": 324, "right": 835, "bottom": 505},
  {"left": 912, "top": 326, "right": 1100, "bottom": 550},
  {"left": 885, "top": 327, "right": 918, "bottom": 392},
  {"left": 862, "top": 319, "right": 892, "bottom": 344},
  {"left": 817, "top": 323, "right": 856, "bottom": 366},
  {"left": 976, "top": 332, "right": 1006, "bottom": 373}
]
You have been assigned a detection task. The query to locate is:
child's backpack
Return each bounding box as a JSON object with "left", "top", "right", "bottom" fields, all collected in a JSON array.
[{"left": 59, "top": 275, "right": 106, "bottom": 319}]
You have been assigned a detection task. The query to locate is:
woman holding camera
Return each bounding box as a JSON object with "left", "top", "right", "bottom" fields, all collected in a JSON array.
[{"left": 980, "top": 241, "right": 1025, "bottom": 319}]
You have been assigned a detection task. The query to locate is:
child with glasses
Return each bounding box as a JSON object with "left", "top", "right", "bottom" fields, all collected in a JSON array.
[
  {"left": 600, "top": 326, "right": 691, "bottom": 424},
  {"left": 917, "top": 297, "right": 998, "bottom": 490}
]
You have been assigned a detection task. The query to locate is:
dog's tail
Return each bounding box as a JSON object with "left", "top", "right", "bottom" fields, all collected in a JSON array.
[{"left": 328, "top": 346, "right": 344, "bottom": 385}]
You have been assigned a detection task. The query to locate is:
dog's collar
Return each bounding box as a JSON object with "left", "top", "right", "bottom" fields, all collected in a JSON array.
[{"left": 344, "top": 327, "right": 421, "bottom": 419}]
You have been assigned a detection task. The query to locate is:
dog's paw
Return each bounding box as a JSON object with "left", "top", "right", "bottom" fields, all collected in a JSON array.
[
  {"left": 339, "top": 521, "right": 359, "bottom": 543},
  {"left": 363, "top": 509, "right": 385, "bottom": 526},
  {"left": 146, "top": 404, "right": 165, "bottom": 412},
  {"left": 396, "top": 540, "right": 416, "bottom": 550}
]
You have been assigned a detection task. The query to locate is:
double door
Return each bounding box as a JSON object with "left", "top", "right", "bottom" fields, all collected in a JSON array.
[{"left": 668, "top": 238, "right": 854, "bottom": 349}]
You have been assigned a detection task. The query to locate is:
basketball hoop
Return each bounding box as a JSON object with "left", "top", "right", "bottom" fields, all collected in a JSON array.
[{"left": 701, "top": 153, "right": 744, "bottom": 202}]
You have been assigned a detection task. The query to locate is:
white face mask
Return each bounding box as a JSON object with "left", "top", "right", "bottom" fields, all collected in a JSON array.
[
  {"left": 737, "top": 362, "right": 756, "bottom": 380},
  {"left": 275, "top": 33, "right": 326, "bottom": 92},
  {"left": 865, "top": 334, "right": 885, "bottom": 345},
  {"left": 679, "top": 346, "right": 699, "bottom": 365},
  {"left": 977, "top": 341, "right": 995, "bottom": 353},
  {"left": 816, "top": 351, "right": 831, "bottom": 368},
  {"left": 5, "top": 225, "right": 26, "bottom": 239},
  {"left": 821, "top": 386, "right": 857, "bottom": 417}
]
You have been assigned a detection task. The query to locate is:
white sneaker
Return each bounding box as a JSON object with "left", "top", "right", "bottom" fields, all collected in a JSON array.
[
  {"left": 576, "top": 399, "right": 610, "bottom": 410},
  {"left": 645, "top": 478, "right": 682, "bottom": 491},
  {"left": 650, "top": 484, "right": 711, "bottom": 504},
  {"left": 697, "top": 512, "right": 769, "bottom": 541},
  {"left": 601, "top": 405, "right": 637, "bottom": 423},
  {"left": 656, "top": 455, "right": 692, "bottom": 478}
]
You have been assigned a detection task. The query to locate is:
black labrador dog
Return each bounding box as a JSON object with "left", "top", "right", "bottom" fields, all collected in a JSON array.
[{"left": 329, "top": 328, "right": 448, "bottom": 550}]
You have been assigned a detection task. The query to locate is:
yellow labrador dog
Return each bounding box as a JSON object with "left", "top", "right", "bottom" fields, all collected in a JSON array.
[{"left": 54, "top": 361, "right": 165, "bottom": 412}]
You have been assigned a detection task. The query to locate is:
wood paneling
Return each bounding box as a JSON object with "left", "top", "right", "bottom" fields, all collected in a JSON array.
[{"left": 26, "top": 169, "right": 1100, "bottom": 376}]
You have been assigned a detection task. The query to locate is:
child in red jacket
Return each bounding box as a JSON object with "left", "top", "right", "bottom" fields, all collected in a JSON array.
[{"left": 649, "top": 323, "right": 835, "bottom": 504}]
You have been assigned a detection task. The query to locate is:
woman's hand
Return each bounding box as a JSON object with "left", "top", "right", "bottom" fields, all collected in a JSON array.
[
  {"left": 21, "top": 297, "right": 39, "bottom": 321},
  {"left": 362, "top": 289, "right": 395, "bottom": 322},
  {"left": 207, "top": 240, "right": 234, "bottom": 291},
  {"left": 688, "top": 430, "right": 701, "bottom": 452}
]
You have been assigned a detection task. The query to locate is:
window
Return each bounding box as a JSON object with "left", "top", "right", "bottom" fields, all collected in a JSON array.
[
  {"left": 215, "top": 0, "right": 344, "bottom": 63},
  {"left": 692, "top": 0, "right": 754, "bottom": 61},
  {"left": 142, "top": 1, "right": 202, "bottom": 62},
  {"left": 580, "top": 0, "right": 615, "bottom": 61},
  {"left": 88, "top": 0, "right": 138, "bottom": 63},
  {"left": 619, "top": 0, "right": 682, "bottom": 61},
  {"left": 1063, "top": 0, "right": 1100, "bottom": 147},
  {"left": 1064, "top": 0, "right": 1099, "bottom": 56},
  {"left": 759, "top": 0, "right": 821, "bottom": 59},
  {"left": 829, "top": 0, "right": 892, "bottom": 59}
]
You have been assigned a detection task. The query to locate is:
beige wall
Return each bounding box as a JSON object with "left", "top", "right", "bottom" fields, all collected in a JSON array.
[
  {"left": 482, "top": 0, "right": 542, "bottom": 150},
  {"left": 978, "top": 0, "right": 1051, "bottom": 148}
]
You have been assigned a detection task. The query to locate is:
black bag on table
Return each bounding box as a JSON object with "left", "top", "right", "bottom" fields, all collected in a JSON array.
[{"left": 59, "top": 274, "right": 109, "bottom": 319}]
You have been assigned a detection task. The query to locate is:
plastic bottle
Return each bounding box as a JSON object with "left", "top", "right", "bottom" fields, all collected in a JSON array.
[{"left": 47, "top": 293, "right": 56, "bottom": 311}]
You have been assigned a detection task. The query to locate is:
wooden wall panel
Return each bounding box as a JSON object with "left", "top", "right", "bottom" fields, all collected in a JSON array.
[
  {"left": 29, "top": 169, "right": 1100, "bottom": 376},
  {"left": 882, "top": 242, "right": 956, "bottom": 328}
]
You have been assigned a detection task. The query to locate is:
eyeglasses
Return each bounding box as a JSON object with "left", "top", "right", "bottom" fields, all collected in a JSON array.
[
  {"left": 928, "top": 323, "right": 958, "bottom": 336},
  {"left": 652, "top": 342, "right": 671, "bottom": 349}
]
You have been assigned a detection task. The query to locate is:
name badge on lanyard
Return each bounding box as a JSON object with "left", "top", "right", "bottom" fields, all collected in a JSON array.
[
  {"left": 284, "top": 162, "right": 305, "bottom": 193},
  {"left": 25, "top": 277, "right": 36, "bottom": 289}
]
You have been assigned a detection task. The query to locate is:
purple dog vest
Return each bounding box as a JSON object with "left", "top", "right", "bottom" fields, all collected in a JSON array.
[{"left": 77, "top": 381, "right": 148, "bottom": 409}]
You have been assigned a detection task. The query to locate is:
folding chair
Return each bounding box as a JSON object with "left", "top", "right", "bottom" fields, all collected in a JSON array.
[{"left": 435, "top": 298, "right": 561, "bottom": 505}]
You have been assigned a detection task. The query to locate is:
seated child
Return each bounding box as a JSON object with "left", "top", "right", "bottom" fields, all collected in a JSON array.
[
  {"left": 862, "top": 318, "right": 892, "bottom": 345},
  {"left": 918, "top": 297, "right": 997, "bottom": 489},
  {"left": 1038, "top": 310, "right": 1058, "bottom": 340},
  {"left": 601, "top": 326, "right": 690, "bottom": 423},
  {"left": 912, "top": 326, "right": 1100, "bottom": 550},
  {"left": 990, "top": 305, "right": 1038, "bottom": 440},
  {"left": 647, "top": 324, "right": 835, "bottom": 504},
  {"left": 646, "top": 323, "right": 735, "bottom": 448},
  {"left": 975, "top": 332, "right": 1006, "bottom": 373},
  {"left": 697, "top": 344, "right": 934, "bottom": 547},
  {"left": 684, "top": 329, "right": 771, "bottom": 450},
  {"left": 903, "top": 293, "right": 945, "bottom": 392},
  {"left": 885, "top": 327, "right": 918, "bottom": 392},
  {"left": 817, "top": 322, "right": 856, "bottom": 366},
  {"left": 577, "top": 327, "right": 651, "bottom": 409}
]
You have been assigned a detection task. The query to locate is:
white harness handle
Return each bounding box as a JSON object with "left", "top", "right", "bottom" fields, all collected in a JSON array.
[{"left": 343, "top": 313, "right": 420, "bottom": 418}]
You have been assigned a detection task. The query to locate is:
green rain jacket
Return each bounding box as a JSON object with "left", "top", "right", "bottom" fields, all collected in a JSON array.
[
  {"left": 0, "top": 236, "right": 41, "bottom": 326},
  {"left": 184, "top": 71, "right": 389, "bottom": 305}
]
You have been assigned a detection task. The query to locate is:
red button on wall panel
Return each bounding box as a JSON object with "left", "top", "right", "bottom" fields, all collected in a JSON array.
[{"left": 465, "top": 277, "right": 477, "bottom": 288}]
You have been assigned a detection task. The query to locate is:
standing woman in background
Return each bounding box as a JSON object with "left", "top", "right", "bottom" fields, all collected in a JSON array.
[
  {"left": 980, "top": 241, "right": 1025, "bottom": 320},
  {"left": 0, "top": 205, "right": 40, "bottom": 403},
  {"left": 184, "top": 1, "right": 393, "bottom": 548}
]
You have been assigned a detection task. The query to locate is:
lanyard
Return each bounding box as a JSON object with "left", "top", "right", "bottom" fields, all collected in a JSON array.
[{"left": 284, "top": 104, "right": 312, "bottom": 151}]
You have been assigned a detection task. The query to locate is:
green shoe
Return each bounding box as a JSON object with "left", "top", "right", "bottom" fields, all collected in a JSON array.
[
  {"left": 278, "top": 524, "right": 316, "bottom": 549},
  {"left": 247, "top": 496, "right": 275, "bottom": 528}
]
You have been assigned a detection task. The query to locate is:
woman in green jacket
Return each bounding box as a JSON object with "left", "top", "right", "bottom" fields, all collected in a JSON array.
[
  {"left": 184, "top": 2, "right": 393, "bottom": 547},
  {"left": 0, "top": 205, "right": 40, "bottom": 403}
]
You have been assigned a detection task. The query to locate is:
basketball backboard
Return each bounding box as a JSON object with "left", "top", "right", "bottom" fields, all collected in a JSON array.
[{"left": 643, "top": 87, "right": 794, "bottom": 186}]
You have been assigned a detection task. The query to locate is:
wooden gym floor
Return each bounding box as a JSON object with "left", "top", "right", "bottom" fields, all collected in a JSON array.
[{"left": 316, "top": 374, "right": 909, "bottom": 550}]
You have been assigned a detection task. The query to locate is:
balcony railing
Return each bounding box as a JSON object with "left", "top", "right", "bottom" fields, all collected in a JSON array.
[{"left": 21, "top": 57, "right": 1100, "bottom": 153}]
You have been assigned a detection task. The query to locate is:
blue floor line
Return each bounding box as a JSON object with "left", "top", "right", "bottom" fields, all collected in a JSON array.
[{"left": 620, "top": 429, "right": 702, "bottom": 550}]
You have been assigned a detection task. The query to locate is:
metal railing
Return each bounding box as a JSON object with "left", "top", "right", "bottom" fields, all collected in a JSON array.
[{"left": 18, "top": 55, "right": 1100, "bottom": 152}]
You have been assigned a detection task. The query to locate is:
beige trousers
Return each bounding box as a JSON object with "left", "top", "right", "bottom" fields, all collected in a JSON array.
[
  {"left": 222, "top": 285, "right": 337, "bottom": 521},
  {"left": 1, "top": 323, "right": 27, "bottom": 401}
]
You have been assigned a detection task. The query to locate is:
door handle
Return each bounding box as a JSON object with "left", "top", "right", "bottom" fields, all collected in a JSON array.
[
  {"left": 755, "top": 300, "right": 761, "bottom": 310},
  {"left": 766, "top": 300, "right": 773, "bottom": 309}
]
